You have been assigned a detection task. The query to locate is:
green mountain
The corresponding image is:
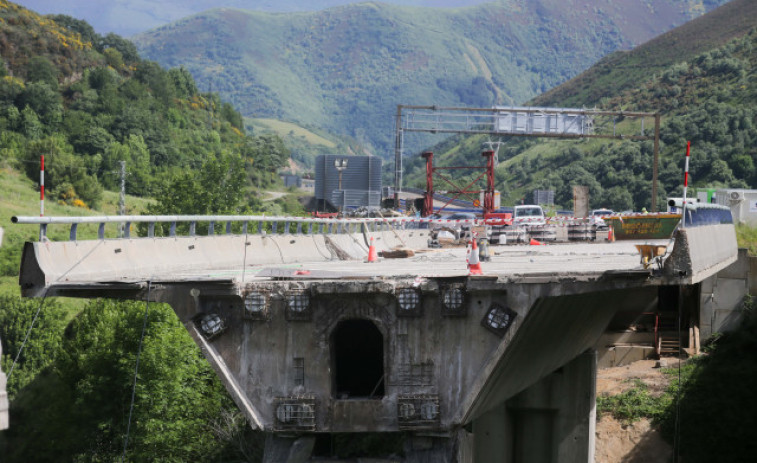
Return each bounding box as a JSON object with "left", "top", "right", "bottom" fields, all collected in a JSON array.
[
  {"left": 403, "top": 0, "right": 757, "bottom": 211},
  {"left": 15, "top": 0, "right": 495, "bottom": 36},
  {"left": 133, "top": 0, "right": 727, "bottom": 158},
  {"left": 0, "top": 1, "right": 290, "bottom": 212}
]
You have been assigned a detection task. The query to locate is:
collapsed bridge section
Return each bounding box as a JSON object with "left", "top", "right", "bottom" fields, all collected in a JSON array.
[{"left": 13, "top": 215, "right": 737, "bottom": 462}]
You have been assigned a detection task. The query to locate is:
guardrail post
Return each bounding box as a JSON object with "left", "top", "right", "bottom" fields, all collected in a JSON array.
[
  {"left": 189, "top": 222, "right": 196, "bottom": 236},
  {"left": 148, "top": 223, "right": 155, "bottom": 238},
  {"left": 69, "top": 223, "right": 78, "bottom": 241},
  {"left": 242, "top": 222, "right": 248, "bottom": 235},
  {"left": 170, "top": 222, "right": 176, "bottom": 237},
  {"left": 99, "top": 223, "right": 106, "bottom": 240},
  {"left": 226, "top": 221, "right": 232, "bottom": 234},
  {"left": 39, "top": 224, "right": 46, "bottom": 241},
  {"left": 296, "top": 223, "right": 302, "bottom": 235},
  {"left": 208, "top": 221, "right": 215, "bottom": 235},
  {"left": 285, "top": 221, "right": 291, "bottom": 234},
  {"left": 124, "top": 222, "right": 131, "bottom": 238},
  {"left": 272, "top": 221, "right": 278, "bottom": 234}
]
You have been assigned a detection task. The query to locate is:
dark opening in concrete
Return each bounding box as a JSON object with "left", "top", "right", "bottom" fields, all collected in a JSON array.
[{"left": 332, "top": 319, "right": 385, "bottom": 398}]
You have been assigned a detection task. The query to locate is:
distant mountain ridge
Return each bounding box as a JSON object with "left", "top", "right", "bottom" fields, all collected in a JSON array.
[
  {"left": 15, "top": 0, "right": 494, "bottom": 36},
  {"left": 133, "top": 0, "right": 728, "bottom": 157},
  {"left": 402, "top": 0, "right": 757, "bottom": 211}
]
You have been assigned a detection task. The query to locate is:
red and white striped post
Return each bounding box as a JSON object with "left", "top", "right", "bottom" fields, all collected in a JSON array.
[
  {"left": 40, "top": 154, "right": 44, "bottom": 217},
  {"left": 682, "top": 141, "right": 690, "bottom": 228}
]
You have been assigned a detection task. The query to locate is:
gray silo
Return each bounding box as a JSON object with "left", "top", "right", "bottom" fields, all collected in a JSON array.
[{"left": 315, "top": 155, "right": 382, "bottom": 210}]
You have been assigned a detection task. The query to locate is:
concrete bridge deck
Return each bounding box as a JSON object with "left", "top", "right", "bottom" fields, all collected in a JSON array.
[{"left": 12, "top": 216, "right": 738, "bottom": 463}]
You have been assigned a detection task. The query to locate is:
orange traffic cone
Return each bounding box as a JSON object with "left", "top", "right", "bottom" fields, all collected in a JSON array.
[
  {"left": 608, "top": 227, "right": 615, "bottom": 242},
  {"left": 529, "top": 238, "right": 543, "bottom": 246},
  {"left": 468, "top": 239, "right": 483, "bottom": 275},
  {"left": 366, "top": 237, "right": 378, "bottom": 263}
]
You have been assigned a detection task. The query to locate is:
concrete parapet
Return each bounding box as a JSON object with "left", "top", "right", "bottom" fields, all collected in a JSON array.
[{"left": 664, "top": 224, "right": 738, "bottom": 284}]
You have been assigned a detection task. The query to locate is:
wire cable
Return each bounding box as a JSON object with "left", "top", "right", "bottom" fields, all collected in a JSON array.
[
  {"left": 121, "top": 281, "right": 152, "bottom": 463},
  {"left": 7, "top": 239, "right": 105, "bottom": 380},
  {"left": 7, "top": 291, "right": 48, "bottom": 380},
  {"left": 673, "top": 285, "right": 683, "bottom": 463}
]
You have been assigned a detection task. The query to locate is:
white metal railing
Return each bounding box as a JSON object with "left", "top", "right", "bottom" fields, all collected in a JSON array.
[{"left": 12, "top": 213, "right": 684, "bottom": 242}]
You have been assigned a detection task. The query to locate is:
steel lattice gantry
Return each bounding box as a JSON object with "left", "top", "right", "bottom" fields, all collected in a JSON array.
[{"left": 393, "top": 105, "right": 661, "bottom": 211}]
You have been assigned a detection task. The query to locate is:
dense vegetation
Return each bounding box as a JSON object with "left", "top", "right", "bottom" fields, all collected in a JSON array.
[
  {"left": 0, "top": 0, "right": 291, "bottom": 213},
  {"left": 0, "top": 3, "right": 301, "bottom": 460},
  {"left": 0, "top": 297, "right": 263, "bottom": 462},
  {"left": 133, "top": 0, "right": 726, "bottom": 158},
  {"left": 404, "top": 5, "right": 757, "bottom": 211},
  {"left": 597, "top": 295, "right": 757, "bottom": 462}
]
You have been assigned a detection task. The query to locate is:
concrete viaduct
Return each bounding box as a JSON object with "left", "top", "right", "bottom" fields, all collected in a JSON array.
[{"left": 12, "top": 215, "right": 737, "bottom": 462}]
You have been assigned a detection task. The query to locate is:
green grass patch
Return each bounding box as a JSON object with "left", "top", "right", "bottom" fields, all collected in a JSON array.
[
  {"left": 736, "top": 223, "right": 757, "bottom": 255},
  {"left": 250, "top": 118, "right": 337, "bottom": 148},
  {"left": 597, "top": 378, "right": 673, "bottom": 424}
]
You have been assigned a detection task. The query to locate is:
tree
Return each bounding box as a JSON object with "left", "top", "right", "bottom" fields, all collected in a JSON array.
[
  {"left": 25, "top": 56, "right": 58, "bottom": 88},
  {"left": 146, "top": 153, "right": 248, "bottom": 235},
  {"left": 101, "top": 135, "right": 152, "bottom": 195},
  {"left": 168, "top": 67, "right": 198, "bottom": 99},
  {"left": 134, "top": 61, "right": 175, "bottom": 106},
  {"left": 17, "top": 82, "right": 63, "bottom": 128},
  {"left": 23, "top": 135, "right": 103, "bottom": 208},
  {"left": 103, "top": 47, "right": 124, "bottom": 70},
  {"left": 3, "top": 299, "right": 246, "bottom": 462},
  {"left": 49, "top": 14, "right": 99, "bottom": 46},
  {"left": 99, "top": 33, "right": 140, "bottom": 64},
  {"left": 0, "top": 295, "right": 68, "bottom": 397}
]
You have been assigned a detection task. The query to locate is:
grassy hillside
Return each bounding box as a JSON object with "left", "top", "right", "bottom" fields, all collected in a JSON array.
[
  {"left": 404, "top": 0, "right": 757, "bottom": 211},
  {"left": 533, "top": 0, "right": 757, "bottom": 107},
  {"left": 0, "top": 1, "right": 298, "bottom": 216},
  {"left": 133, "top": 0, "right": 726, "bottom": 158}
]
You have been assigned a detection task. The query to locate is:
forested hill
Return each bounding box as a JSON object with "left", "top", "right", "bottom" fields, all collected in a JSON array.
[
  {"left": 0, "top": 0, "right": 290, "bottom": 214},
  {"left": 533, "top": 0, "right": 757, "bottom": 107},
  {"left": 403, "top": 0, "right": 757, "bottom": 212},
  {"left": 133, "top": 0, "right": 727, "bottom": 157}
]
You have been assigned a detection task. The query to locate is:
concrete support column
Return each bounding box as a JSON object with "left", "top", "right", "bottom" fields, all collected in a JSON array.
[
  {"left": 403, "top": 434, "right": 460, "bottom": 463},
  {"left": 262, "top": 434, "right": 316, "bottom": 463},
  {"left": 472, "top": 350, "right": 597, "bottom": 463},
  {"left": 0, "top": 338, "right": 8, "bottom": 430}
]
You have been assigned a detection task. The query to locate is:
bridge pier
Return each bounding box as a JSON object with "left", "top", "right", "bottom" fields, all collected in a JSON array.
[
  {"left": 0, "top": 340, "right": 7, "bottom": 430},
  {"left": 472, "top": 350, "right": 596, "bottom": 463},
  {"left": 263, "top": 434, "right": 316, "bottom": 463}
]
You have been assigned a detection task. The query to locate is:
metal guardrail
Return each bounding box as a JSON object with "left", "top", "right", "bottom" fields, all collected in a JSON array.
[
  {"left": 11, "top": 215, "right": 421, "bottom": 242},
  {"left": 11, "top": 213, "right": 683, "bottom": 242}
]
